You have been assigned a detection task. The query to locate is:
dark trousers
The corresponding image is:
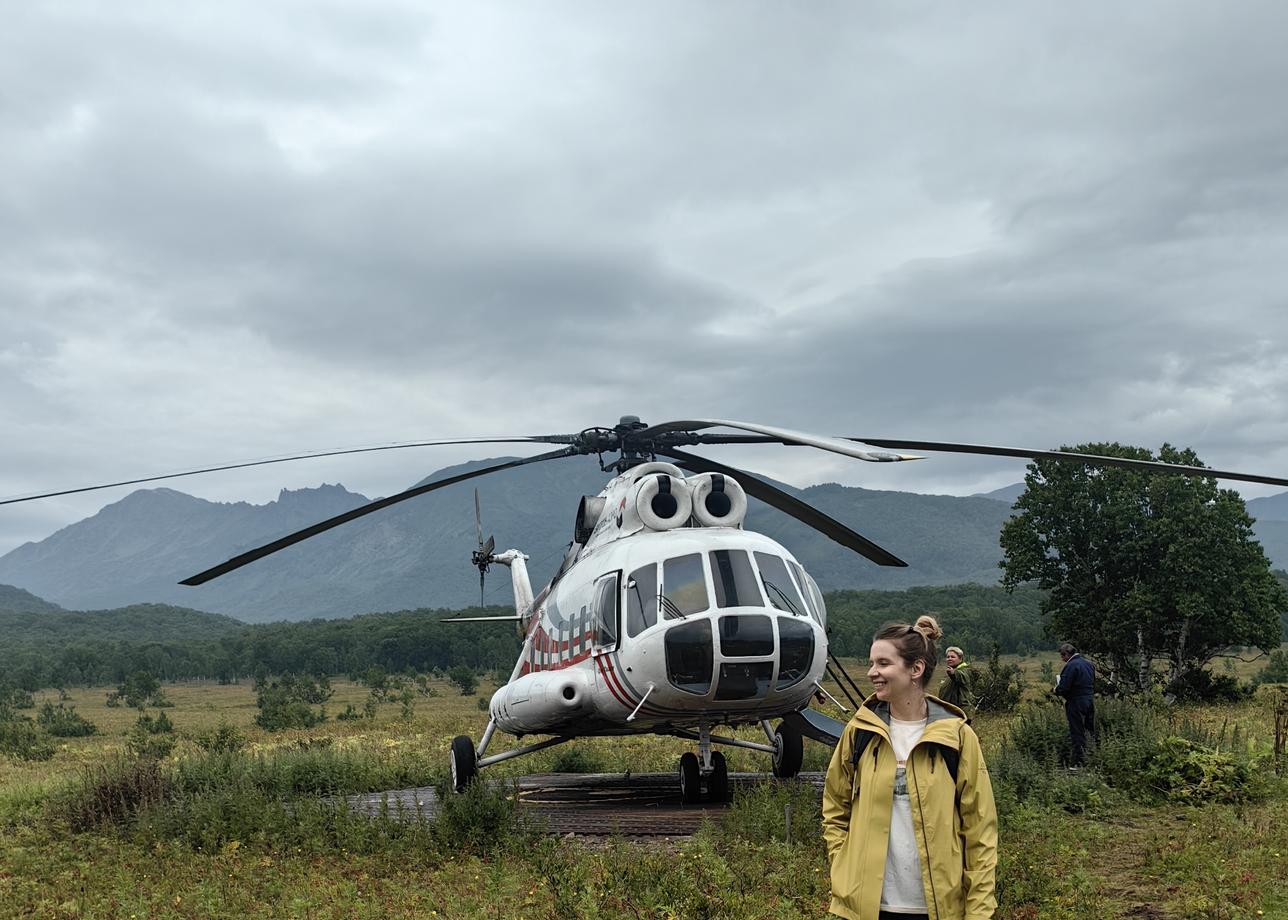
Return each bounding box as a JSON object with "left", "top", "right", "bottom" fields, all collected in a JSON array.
[
  {"left": 878, "top": 913, "right": 929, "bottom": 920},
  {"left": 1065, "top": 696, "right": 1095, "bottom": 765}
]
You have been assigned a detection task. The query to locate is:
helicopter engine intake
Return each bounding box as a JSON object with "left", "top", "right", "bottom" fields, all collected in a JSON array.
[
  {"left": 689, "top": 472, "right": 748, "bottom": 527},
  {"left": 633, "top": 473, "right": 693, "bottom": 531}
]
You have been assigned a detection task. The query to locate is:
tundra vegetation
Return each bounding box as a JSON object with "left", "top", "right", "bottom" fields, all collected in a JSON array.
[{"left": 0, "top": 642, "right": 1285, "bottom": 918}]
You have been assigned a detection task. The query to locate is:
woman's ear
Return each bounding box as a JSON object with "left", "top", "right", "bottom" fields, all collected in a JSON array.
[{"left": 910, "top": 659, "right": 926, "bottom": 682}]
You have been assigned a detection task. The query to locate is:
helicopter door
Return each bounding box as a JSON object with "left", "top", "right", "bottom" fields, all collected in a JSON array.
[{"left": 590, "top": 571, "right": 620, "bottom": 655}]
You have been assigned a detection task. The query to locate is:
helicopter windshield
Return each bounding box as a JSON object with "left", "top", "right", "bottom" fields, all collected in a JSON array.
[
  {"left": 626, "top": 563, "right": 658, "bottom": 637},
  {"left": 710, "top": 549, "right": 764, "bottom": 608},
  {"left": 660, "top": 553, "right": 710, "bottom": 619},
  {"left": 754, "top": 551, "right": 806, "bottom": 615}
]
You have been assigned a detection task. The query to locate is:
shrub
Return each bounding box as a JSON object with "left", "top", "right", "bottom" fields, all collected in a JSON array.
[
  {"left": 432, "top": 777, "right": 521, "bottom": 855},
  {"left": 1138, "top": 736, "right": 1251, "bottom": 803},
  {"left": 107, "top": 671, "right": 169, "bottom": 709},
  {"left": 1000, "top": 696, "right": 1266, "bottom": 806},
  {"left": 128, "top": 726, "right": 177, "bottom": 760},
  {"left": 972, "top": 645, "right": 1024, "bottom": 712},
  {"left": 135, "top": 711, "right": 174, "bottom": 735},
  {"left": 336, "top": 703, "right": 363, "bottom": 721},
  {"left": 1255, "top": 648, "right": 1288, "bottom": 685},
  {"left": 57, "top": 755, "right": 173, "bottom": 831},
  {"left": 447, "top": 666, "right": 478, "bottom": 696},
  {"left": 990, "top": 740, "right": 1110, "bottom": 816},
  {"left": 192, "top": 720, "right": 245, "bottom": 754},
  {"left": 36, "top": 701, "right": 97, "bottom": 737},
  {"left": 0, "top": 683, "right": 35, "bottom": 712},
  {"left": 1167, "top": 668, "right": 1254, "bottom": 703},
  {"left": 0, "top": 719, "right": 55, "bottom": 761},
  {"left": 255, "top": 674, "right": 330, "bottom": 731},
  {"left": 721, "top": 779, "right": 821, "bottom": 844}
]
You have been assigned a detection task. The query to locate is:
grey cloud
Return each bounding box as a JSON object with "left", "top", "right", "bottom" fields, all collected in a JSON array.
[{"left": 4, "top": 1, "right": 1288, "bottom": 553}]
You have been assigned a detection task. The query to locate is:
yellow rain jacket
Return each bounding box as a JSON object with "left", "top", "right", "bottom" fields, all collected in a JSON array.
[{"left": 822, "top": 695, "right": 997, "bottom": 920}]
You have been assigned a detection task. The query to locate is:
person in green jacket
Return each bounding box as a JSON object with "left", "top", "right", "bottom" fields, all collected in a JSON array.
[
  {"left": 938, "top": 646, "right": 974, "bottom": 710},
  {"left": 822, "top": 615, "right": 998, "bottom": 920}
]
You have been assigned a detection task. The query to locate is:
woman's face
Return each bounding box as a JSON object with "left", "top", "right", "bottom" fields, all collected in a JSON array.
[
  {"left": 868, "top": 639, "right": 924, "bottom": 701},
  {"left": 945, "top": 649, "right": 962, "bottom": 668}
]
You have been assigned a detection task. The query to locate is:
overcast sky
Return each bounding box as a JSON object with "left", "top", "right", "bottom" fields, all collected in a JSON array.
[{"left": 3, "top": 1, "right": 1288, "bottom": 556}]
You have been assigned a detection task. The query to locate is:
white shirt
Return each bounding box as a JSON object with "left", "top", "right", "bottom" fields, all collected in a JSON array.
[{"left": 881, "top": 715, "right": 929, "bottom": 914}]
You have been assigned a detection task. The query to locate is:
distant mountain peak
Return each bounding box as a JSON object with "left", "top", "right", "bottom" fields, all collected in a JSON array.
[{"left": 274, "top": 483, "right": 367, "bottom": 504}]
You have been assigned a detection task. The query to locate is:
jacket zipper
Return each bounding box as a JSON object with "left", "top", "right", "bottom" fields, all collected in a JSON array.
[{"left": 910, "top": 750, "right": 942, "bottom": 920}]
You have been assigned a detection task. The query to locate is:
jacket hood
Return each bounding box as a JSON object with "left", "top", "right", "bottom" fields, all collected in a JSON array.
[{"left": 853, "top": 693, "right": 968, "bottom": 748}]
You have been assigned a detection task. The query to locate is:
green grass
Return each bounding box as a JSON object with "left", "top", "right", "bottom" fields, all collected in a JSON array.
[{"left": 1, "top": 669, "right": 1286, "bottom": 919}]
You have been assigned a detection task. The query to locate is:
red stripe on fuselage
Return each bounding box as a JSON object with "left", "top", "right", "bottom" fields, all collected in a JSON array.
[{"left": 594, "top": 655, "right": 636, "bottom": 710}]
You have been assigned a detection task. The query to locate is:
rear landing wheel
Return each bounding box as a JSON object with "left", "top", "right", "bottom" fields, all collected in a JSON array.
[
  {"left": 772, "top": 720, "right": 803, "bottom": 779},
  {"left": 450, "top": 735, "right": 477, "bottom": 792},
  {"left": 708, "top": 751, "right": 730, "bottom": 803},
  {"left": 678, "top": 752, "right": 701, "bottom": 804}
]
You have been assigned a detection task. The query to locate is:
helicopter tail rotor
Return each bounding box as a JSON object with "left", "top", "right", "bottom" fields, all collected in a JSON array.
[{"left": 471, "top": 489, "right": 496, "bottom": 608}]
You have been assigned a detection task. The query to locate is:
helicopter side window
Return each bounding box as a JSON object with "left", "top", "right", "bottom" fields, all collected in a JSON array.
[
  {"left": 592, "top": 572, "right": 620, "bottom": 652},
  {"left": 754, "top": 552, "right": 807, "bottom": 616},
  {"left": 786, "top": 560, "right": 819, "bottom": 622},
  {"left": 804, "top": 572, "right": 827, "bottom": 629},
  {"left": 661, "top": 553, "right": 710, "bottom": 618},
  {"left": 626, "top": 563, "right": 658, "bottom": 637},
  {"left": 710, "top": 549, "right": 763, "bottom": 608}
]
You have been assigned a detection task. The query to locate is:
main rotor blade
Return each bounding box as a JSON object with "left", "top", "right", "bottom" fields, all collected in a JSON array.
[
  {"left": 180, "top": 447, "right": 575, "bottom": 586},
  {"left": 846, "top": 439, "right": 1288, "bottom": 489},
  {"left": 474, "top": 488, "right": 483, "bottom": 548},
  {"left": 636, "top": 419, "right": 920, "bottom": 463},
  {"left": 2, "top": 436, "right": 578, "bottom": 507},
  {"left": 662, "top": 448, "right": 908, "bottom": 567}
]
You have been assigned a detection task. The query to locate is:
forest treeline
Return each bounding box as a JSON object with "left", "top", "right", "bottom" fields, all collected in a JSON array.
[
  {"left": 0, "top": 581, "right": 1281, "bottom": 691},
  {"left": 0, "top": 585, "right": 1046, "bottom": 690}
]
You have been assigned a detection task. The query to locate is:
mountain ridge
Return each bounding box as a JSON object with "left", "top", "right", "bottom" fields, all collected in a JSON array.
[{"left": 3, "top": 463, "right": 1286, "bottom": 622}]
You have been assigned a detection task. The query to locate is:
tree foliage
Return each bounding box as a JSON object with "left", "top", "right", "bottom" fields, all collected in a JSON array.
[{"left": 1000, "top": 442, "right": 1287, "bottom": 692}]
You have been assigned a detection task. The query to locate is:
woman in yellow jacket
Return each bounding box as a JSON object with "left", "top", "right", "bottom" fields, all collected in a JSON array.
[{"left": 822, "top": 615, "right": 997, "bottom": 920}]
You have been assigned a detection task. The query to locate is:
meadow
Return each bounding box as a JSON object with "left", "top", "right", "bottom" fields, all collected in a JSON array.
[{"left": 1, "top": 656, "right": 1285, "bottom": 919}]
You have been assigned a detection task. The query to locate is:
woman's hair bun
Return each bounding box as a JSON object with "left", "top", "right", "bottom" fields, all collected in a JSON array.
[{"left": 914, "top": 615, "right": 943, "bottom": 642}]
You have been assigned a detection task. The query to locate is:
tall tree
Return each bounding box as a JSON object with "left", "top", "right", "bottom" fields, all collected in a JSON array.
[{"left": 1000, "top": 443, "right": 1286, "bottom": 692}]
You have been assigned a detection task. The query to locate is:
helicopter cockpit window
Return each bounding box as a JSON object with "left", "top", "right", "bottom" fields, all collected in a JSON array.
[
  {"left": 753, "top": 552, "right": 806, "bottom": 615},
  {"left": 626, "top": 563, "right": 658, "bottom": 638},
  {"left": 776, "top": 616, "right": 814, "bottom": 688},
  {"left": 592, "top": 573, "right": 619, "bottom": 651},
  {"left": 661, "top": 554, "right": 710, "bottom": 618},
  {"left": 710, "top": 549, "right": 764, "bottom": 608}
]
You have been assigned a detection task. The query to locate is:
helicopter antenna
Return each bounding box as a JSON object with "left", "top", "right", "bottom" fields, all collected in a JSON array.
[{"left": 471, "top": 489, "right": 495, "bottom": 609}]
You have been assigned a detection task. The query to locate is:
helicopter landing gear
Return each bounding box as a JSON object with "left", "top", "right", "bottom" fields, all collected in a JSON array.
[
  {"left": 678, "top": 751, "right": 702, "bottom": 803},
  {"left": 708, "top": 751, "right": 730, "bottom": 803},
  {"left": 450, "top": 735, "right": 478, "bottom": 792},
  {"left": 770, "top": 719, "right": 804, "bottom": 779},
  {"left": 678, "top": 724, "right": 731, "bottom": 803}
]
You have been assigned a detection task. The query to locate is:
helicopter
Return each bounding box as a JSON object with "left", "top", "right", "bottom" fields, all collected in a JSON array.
[{"left": 8, "top": 415, "right": 1288, "bottom": 801}]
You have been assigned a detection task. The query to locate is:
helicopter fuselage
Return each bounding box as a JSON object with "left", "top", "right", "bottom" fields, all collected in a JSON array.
[{"left": 484, "top": 462, "right": 829, "bottom": 741}]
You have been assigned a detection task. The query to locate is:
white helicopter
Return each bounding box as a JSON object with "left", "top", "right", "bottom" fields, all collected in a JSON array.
[{"left": 10, "top": 416, "right": 1288, "bottom": 801}]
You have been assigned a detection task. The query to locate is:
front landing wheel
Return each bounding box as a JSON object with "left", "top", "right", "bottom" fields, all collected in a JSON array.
[
  {"left": 679, "top": 752, "right": 701, "bottom": 804},
  {"left": 450, "top": 735, "right": 477, "bottom": 792},
  {"left": 708, "top": 751, "right": 730, "bottom": 803},
  {"left": 772, "top": 720, "right": 803, "bottom": 779}
]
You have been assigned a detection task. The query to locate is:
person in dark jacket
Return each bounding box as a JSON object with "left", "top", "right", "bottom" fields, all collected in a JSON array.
[{"left": 1053, "top": 642, "right": 1095, "bottom": 766}]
